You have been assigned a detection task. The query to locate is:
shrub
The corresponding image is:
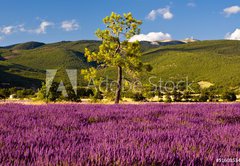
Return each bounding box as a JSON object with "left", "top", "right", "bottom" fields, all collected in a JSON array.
[
  {"left": 221, "top": 91, "right": 237, "bottom": 102},
  {"left": 90, "top": 90, "right": 104, "bottom": 102},
  {"left": 61, "top": 85, "right": 79, "bottom": 102},
  {"left": 172, "top": 89, "right": 182, "bottom": 102},
  {"left": 182, "top": 91, "right": 191, "bottom": 102},
  {"left": 198, "top": 90, "right": 209, "bottom": 102},
  {"left": 131, "top": 93, "right": 146, "bottom": 102},
  {"left": 0, "top": 89, "right": 10, "bottom": 101},
  {"left": 77, "top": 88, "right": 94, "bottom": 98},
  {"left": 37, "top": 82, "right": 61, "bottom": 102},
  {"left": 16, "top": 89, "right": 35, "bottom": 99},
  {"left": 198, "top": 94, "right": 209, "bottom": 102},
  {"left": 164, "top": 93, "right": 172, "bottom": 103}
]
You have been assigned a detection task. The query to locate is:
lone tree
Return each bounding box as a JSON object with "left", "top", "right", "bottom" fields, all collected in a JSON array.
[{"left": 83, "top": 12, "right": 151, "bottom": 104}]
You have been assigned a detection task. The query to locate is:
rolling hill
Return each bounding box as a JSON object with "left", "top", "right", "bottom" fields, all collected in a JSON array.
[
  {"left": 142, "top": 40, "right": 240, "bottom": 88},
  {"left": 0, "top": 39, "right": 240, "bottom": 90}
]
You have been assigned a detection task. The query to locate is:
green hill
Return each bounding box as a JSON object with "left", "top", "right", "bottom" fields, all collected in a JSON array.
[
  {"left": 12, "top": 41, "right": 45, "bottom": 50},
  {"left": 0, "top": 40, "right": 240, "bottom": 90},
  {"left": 142, "top": 40, "right": 240, "bottom": 88},
  {"left": 0, "top": 40, "right": 100, "bottom": 87}
]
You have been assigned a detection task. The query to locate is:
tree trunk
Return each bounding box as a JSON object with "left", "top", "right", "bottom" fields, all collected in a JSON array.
[{"left": 115, "top": 66, "right": 122, "bottom": 104}]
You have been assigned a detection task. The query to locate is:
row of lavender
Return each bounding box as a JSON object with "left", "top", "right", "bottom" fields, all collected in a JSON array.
[{"left": 0, "top": 103, "right": 240, "bottom": 165}]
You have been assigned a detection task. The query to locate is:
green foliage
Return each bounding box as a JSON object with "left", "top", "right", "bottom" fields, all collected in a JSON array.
[
  {"left": 141, "top": 85, "right": 156, "bottom": 99},
  {"left": 198, "top": 90, "right": 209, "bottom": 102},
  {"left": 9, "top": 87, "right": 17, "bottom": 94},
  {"left": 16, "top": 89, "right": 35, "bottom": 99},
  {"left": 164, "top": 93, "right": 172, "bottom": 103},
  {"left": 131, "top": 92, "right": 146, "bottom": 102},
  {"left": 37, "top": 82, "right": 61, "bottom": 102},
  {"left": 0, "top": 88, "right": 35, "bottom": 100},
  {"left": 77, "top": 88, "right": 94, "bottom": 98},
  {"left": 37, "top": 82, "right": 82, "bottom": 102},
  {"left": 182, "top": 91, "right": 191, "bottom": 102},
  {"left": 222, "top": 91, "right": 237, "bottom": 102},
  {"left": 102, "top": 90, "right": 115, "bottom": 101},
  {"left": 82, "top": 12, "right": 151, "bottom": 103},
  {"left": 172, "top": 89, "right": 182, "bottom": 102},
  {"left": 0, "top": 88, "right": 10, "bottom": 100},
  {"left": 196, "top": 87, "right": 220, "bottom": 102},
  {"left": 61, "top": 85, "right": 80, "bottom": 102},
  {"left": 90, "top": 90, "right": 104, "bottom": 103},
  {"left": 84, "top": 12, "right": 143, "bottom": 70}
]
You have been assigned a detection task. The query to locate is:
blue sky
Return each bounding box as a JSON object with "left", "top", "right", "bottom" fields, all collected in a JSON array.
[{"left": 0, "top": 0, "right": 240, "bottom": 46}]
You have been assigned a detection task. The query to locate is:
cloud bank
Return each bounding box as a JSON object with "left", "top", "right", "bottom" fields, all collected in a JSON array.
[
  {"left": 129, "top": 32, "right": 172, "bottom": 42},
  {"left": 225, "top": 28, "right": 240, "bottom": 40}
]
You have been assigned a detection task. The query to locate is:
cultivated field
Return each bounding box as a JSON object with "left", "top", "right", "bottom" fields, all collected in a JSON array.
[{"left": 0, "top": 103, "right": 240, "bottom": 165}]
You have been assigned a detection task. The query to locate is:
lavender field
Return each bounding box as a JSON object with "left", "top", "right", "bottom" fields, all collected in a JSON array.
[{"left": 0, "top": 104, "right": 240, "bottom": 165}]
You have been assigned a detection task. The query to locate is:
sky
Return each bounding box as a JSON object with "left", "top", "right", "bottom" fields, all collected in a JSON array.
[{"left": 0, "top": 0, "right": 240, "bottom": 46}]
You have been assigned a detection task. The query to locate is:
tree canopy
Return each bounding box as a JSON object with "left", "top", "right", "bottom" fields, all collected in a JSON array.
[{"left": 82, "top": 12, "right": 152, "bottom": 103}]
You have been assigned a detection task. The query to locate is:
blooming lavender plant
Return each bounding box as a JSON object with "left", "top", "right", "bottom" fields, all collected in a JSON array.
[{"left": 0, "top": 103, "right": 239, "bottom": 165}]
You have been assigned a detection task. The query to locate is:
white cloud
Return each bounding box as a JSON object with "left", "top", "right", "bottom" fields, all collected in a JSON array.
[
  {"left": 0, "top": 19, "right": 79, "bottom": 37},
  {"left": 0, "top": 25, "right": 27, "bottom": 36},
  {"left": 129, "top": 32, "right": 172, "bottom": 42},
  {"left": 36, "top": 21, "right": 54, "bottom": 34},
  {"left": 223, "top": 6, "right": 240, "bottom": 16},
  {"left": 0, "top": 26, "right": 15, "bottom": 35},
  {"left": 0, "top": 22, "right": 54, "bottom": 35},
  {"left": 147, "top": 7, "right": 173, "bottom": 21},
  {"left": 27, "top": 21, "right": 54, "bottom": 34},
  {"left": 147, "top": 10, "right": 159, "bottom": 21},
  {"left": 225, "top": 28, "right": 240, "bottom": 40},
  {"left": 61, "top": 20, "right": 79, "bottom": 31}
]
